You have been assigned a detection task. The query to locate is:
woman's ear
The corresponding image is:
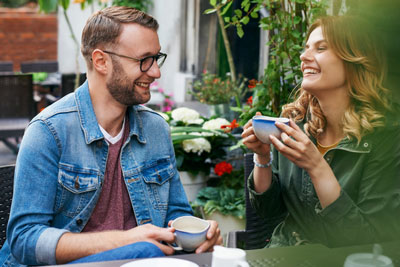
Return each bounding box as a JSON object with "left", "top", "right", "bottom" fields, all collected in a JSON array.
[{"left": 91, "top": 49, "right": 108, "bottom": 75}]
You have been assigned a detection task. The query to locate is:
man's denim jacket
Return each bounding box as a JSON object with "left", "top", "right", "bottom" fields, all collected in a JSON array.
[{"left": 0, "top": 81, "right": 193, "bottom": 266}]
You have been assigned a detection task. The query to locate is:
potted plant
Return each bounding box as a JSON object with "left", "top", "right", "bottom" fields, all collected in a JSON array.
[
  {"left": 192, "top": 161, "right": 245, "bottom": 243},
  {"left": 159, "top": 107, "right": 237, "bottom": 202},
  {"left": 191, "top": 70, "right": 248, "bottom": 120}
]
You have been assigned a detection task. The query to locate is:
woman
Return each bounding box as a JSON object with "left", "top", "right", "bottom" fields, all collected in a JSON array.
[{"left": 241, "top": 15, "right": 400, "bottom": 248}]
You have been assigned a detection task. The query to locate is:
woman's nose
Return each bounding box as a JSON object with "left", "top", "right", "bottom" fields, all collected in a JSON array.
[{"left": 300, "top": 49, "right": 313, "bottom": 62}]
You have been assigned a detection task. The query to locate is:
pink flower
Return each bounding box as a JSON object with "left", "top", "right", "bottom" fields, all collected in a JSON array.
[{"left": 150, "top": 81, "right": 159, "bottom": 90}]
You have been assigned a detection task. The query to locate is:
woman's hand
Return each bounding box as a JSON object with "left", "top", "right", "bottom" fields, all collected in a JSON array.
[
  {"left": 271, "top": 119, "right": 341, "bottom": 208},
  {"left": 270, "top": 119, "right": 324, "bottom": 173},
  {"left": 241, "top": 112, "right": 271, "bottom": 157}
]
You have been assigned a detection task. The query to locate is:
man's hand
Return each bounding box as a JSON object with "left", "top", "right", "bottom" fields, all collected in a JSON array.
[
  {"left": 195, "top": 220, "right": 222, "bottom": 253},
  {"left": 125, "top": 224, "right": 176, "bottom": 255},
  {"left": 167, "top": 218, "right": 222, "bottom": 253},
  {"left": 56, "top": 224, "right": 176, "bottom": 264}
]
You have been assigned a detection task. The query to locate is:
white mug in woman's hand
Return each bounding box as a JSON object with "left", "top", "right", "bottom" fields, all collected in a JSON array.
[{"left": 252, "top": 115, "right": 289, "bottom": 144}]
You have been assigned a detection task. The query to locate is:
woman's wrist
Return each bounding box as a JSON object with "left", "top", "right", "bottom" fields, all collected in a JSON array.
[{"left": 253, "top": 152, "right": 273, "bottom": 168}]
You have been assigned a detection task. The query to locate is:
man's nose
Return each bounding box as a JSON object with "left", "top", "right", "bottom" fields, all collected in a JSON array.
[{"left": 146, "top": 61, "right": 161, "bottom": 78}]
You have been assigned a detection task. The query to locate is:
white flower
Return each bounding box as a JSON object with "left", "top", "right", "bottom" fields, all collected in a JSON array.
[
  {"left": 201, "top": 118, "right": 230, "bottom": 136},
  {"left": 157, "top": 111, "right": 169, "bottom": 121},
  {"left": 202, "top": 118, "right": 230, "bottom": 130},
  {"left": 182, "top": 135, "right": 211, "bottom": 155},
  {"left": 171, "top": 107, "right": 204, "bottom": 125}
]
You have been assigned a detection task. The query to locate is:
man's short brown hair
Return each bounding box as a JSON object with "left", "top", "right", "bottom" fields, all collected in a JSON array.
[{"left": 81, "top": 6, "right": 159, "bottom": 69}]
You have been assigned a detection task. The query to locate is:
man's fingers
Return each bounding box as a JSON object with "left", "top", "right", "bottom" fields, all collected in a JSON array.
[
  {"left": 152, "top": 241, "right": 174, "bottom": 255},
  {"left": 195, "top": 228, "right": 222, "bottom": 253},
  {"left": 206, "top": 220, "right": 217, "bottom": 239}
]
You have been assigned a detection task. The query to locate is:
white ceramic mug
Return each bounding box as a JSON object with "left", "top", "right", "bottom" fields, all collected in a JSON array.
[
  {"left": 170, "top": 216, "right": 210, "bottom": 252},
  {"left": 344, "top": 253, "right": 394, "bottom": 267},
  {"left": 252, "top": 115, "right": 289, "bottom": 144},
  {"left": 211, "top": 245, "right": 249, "bottom": 267}
]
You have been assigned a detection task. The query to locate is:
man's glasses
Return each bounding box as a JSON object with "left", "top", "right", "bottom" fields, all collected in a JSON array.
[{"left": 103, "top": 50, "right": 167, "bottom": 72}]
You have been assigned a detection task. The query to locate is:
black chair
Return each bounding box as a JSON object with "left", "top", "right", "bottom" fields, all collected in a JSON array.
[
  {"left": 61, "top": 73, "right": 87, "bottom": 97},
  {"left": 0, "top": 62, "right": 13, "bottom": 73},
  {"left": 0, "top": 74, "right": 34, "bottom": 153},
  {"left": 20, "top": 60, "right": 58, "bottom": 74},
  {"left": 0, "top": 164, "right": 15, "bottom": 249},
  {"left": 226, "top": 153, "right": 287, "bottom": 249}
]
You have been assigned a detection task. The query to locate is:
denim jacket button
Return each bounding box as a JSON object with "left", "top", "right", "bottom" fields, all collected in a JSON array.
[
  {"left": 74, "top": 176, "right": 80, "bottom": 189},
  {"left": 97, "top": 141, "right": 103, "bottom": 148},
  {"left": 76, "top": 219, "right": 83, "bottom": 225}
]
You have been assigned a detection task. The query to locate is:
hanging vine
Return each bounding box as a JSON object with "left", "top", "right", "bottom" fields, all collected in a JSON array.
[{"left": 206, "top": 0, "right": 328, "bottom": 124}]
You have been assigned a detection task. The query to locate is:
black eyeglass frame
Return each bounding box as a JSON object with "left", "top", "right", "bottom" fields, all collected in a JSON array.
[{"left": 102, "top": 50, "right": 167, "bottom": 72}]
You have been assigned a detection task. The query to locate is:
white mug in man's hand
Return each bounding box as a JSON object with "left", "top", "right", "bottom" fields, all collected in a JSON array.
[{"left": 170, "top": 216, "right": 210, "bottom": 252}]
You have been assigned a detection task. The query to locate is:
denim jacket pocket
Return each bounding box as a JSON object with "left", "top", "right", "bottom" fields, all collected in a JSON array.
[
  {"left": 55, "top": 163, "right": 101, "bottom": 217},
  {"left": 141, "top": 157, "right": 174, "bottom": 210}
]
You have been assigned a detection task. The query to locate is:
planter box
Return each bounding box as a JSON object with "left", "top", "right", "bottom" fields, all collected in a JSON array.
[{"left": 179, "top": 171, "right": 209, "bottom": 202}]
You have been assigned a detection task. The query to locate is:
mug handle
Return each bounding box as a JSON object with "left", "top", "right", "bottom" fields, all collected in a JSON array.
[
  {"left": 166, "top": 232, "right": 183, "bottom": 251},
  {"left": 166, "top": 242, "right": 183, "bottom": 251}
]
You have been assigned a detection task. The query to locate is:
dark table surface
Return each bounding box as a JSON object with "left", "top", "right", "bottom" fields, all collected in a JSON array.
[{"left": 45, "top": 240, "right": 400, "bottom": 267}]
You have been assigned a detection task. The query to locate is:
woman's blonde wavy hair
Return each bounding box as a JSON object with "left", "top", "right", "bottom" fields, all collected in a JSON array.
[{"left": 281, "top": 16, "right": 391, "bottom": 143}]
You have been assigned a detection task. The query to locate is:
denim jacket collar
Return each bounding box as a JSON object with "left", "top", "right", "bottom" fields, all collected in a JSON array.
[{"left": 74, "top": 80, "right": 146, "bottom": 145}]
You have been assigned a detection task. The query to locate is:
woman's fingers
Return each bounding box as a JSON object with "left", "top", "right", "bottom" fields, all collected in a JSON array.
[
  {"left": 275, "top": 120, "right": 308, "bottom": 143},
  {"left": 270, "top": 134, "right": 302, "bottom": 160}
]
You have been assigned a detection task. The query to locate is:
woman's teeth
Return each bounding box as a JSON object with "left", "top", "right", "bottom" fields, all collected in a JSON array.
[{"left": 303, "top": 68, "right": 320, "bottom": 74}]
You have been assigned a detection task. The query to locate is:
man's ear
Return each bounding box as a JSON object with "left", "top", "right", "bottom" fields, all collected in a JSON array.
[{"left": 91, "top": 49, "right": 109, "bottom": 74}]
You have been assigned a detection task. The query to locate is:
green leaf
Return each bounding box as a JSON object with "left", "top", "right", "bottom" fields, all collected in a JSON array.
[
  {"left": 59, "top": 0, "right": 70, "bottom": 10},
  {"left": 204, "top": 8, "right": 217, "bottom": 14},
  {"left": 243, "top": 3, "right": 250, "bottom": 12},
  {"left": 220, "top": 1, "right": 233, "bottom": 16},
  {"left": 293, "top": 16, "right": 302, "bottom": 25},
  {"left": 224, "top": 16, "right": 230, "bottom": 23},
  {"left": 240, "top": 16, "right": 250, "bottom": 25},
  {"left": 236, "top": 24, "right": 244, "bottom": 38},
  {"left": 234, "top": 9, "right": 243, "bottom": 17},
  {"left": 38, "top": 0, "right": 58, "bottom": 13},
  {"left": 230, "top": 107, "right": 243, "bottom": 112},
  {"left": 291, "top": 30, "right": 301, "bottom": 39},
  {"left": 210, "top": 0, "right": 217, "bottom": 7},
  {"left": 280, "top": 51, "right": 288, "bottom": 59},
  {"left": 250, "top": 11, "right": 259, "bottom": 19},
  {"left": 241, "top": 0, "right": 250, "bottom": 9}
]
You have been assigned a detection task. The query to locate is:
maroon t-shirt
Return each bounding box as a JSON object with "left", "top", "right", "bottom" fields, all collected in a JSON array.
[{"left": 83, "top": 120, "right": 136, "bottom": 232}]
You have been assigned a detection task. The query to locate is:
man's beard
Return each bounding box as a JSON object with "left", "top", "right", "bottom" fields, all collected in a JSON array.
[{"left": 106, "top": 58, "right": 151, "bottom": 106}]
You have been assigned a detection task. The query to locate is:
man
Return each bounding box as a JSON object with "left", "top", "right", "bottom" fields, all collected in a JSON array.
[{"left": 0, "top": 6, "right": 221, "bottom": 266}]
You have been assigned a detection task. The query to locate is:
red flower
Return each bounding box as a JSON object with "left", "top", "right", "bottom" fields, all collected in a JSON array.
[
  {"left": 246, "top": 96, "right": 253, "bottom": 106},
  {"left": 221, "top": 119, "right": 239, "bottom": 132},
  {"left": 248, "top": 79, "right": 257, "bottom": 89},
  {"left": 214, "top": 161, "right": 233, "bottom": 176},
  {"left": 248, "top": 79, "right": 262, "bottom": 89}
]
